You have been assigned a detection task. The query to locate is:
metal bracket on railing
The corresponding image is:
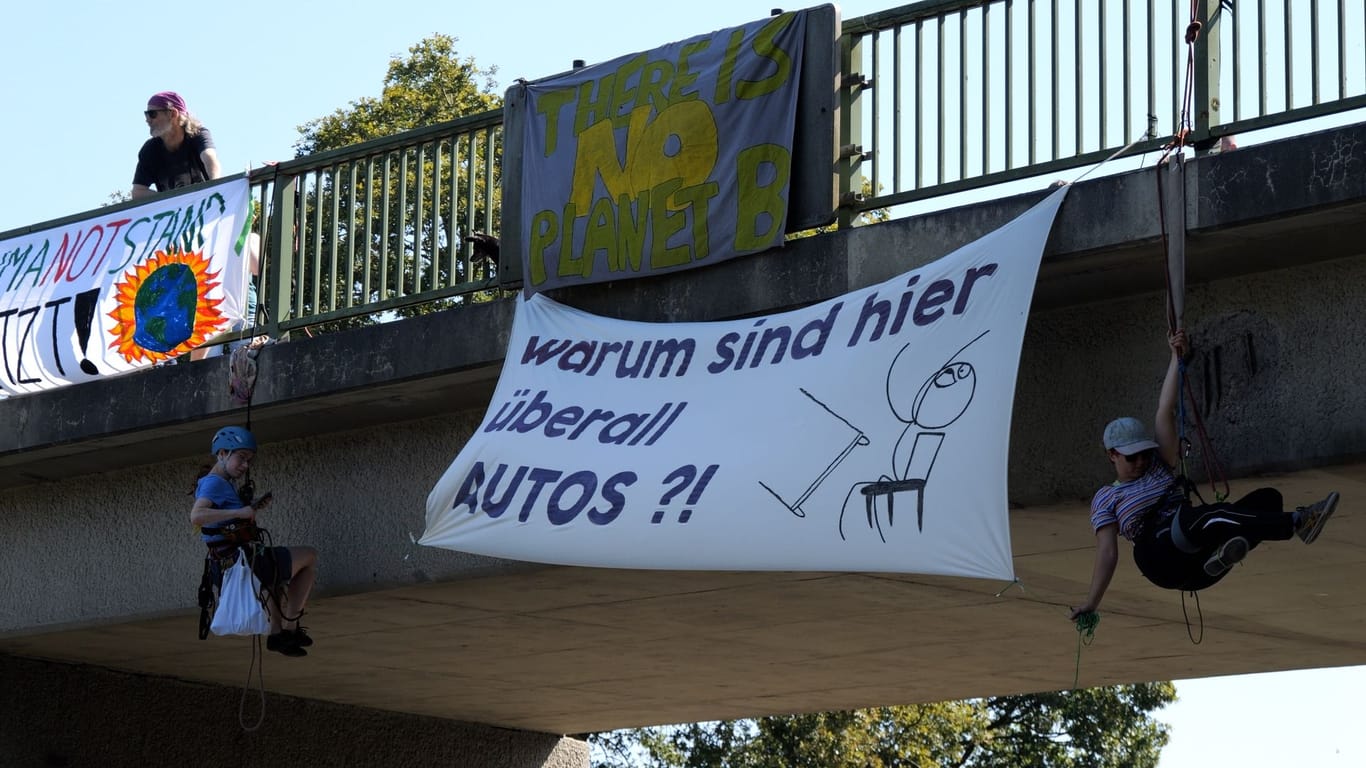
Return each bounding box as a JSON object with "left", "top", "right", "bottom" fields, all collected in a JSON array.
[
  {"left": 839, "top": 190, "right": 866, "bottom": 207},
  {"left": 839, "top": 144, "right": 870, "bottom": 162},
  {"left": 844, "top": 73, "right": 873, "bottom": 92}
]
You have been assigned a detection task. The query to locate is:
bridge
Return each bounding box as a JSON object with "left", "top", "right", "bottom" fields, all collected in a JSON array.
[{"left": 3, "top": 2, "right": 1365, "bottom": 766}]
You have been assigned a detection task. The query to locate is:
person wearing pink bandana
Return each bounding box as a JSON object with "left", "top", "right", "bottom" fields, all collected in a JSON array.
[{"left": 131, "top": 90, "right": 221, "bottom": 199}]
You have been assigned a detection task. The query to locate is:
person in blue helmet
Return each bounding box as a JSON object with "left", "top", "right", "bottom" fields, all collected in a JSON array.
[
  {"left": 191, "top": 426, "right": 319, "bottom": 656},
  {"left": 1070, "top": 329, "right": 1339, "bottom": 620}
]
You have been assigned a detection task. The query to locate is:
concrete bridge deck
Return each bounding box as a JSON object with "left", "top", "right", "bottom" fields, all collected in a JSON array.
[{"left": 3, "top": 121, "right": 1365, "bottom": 754}]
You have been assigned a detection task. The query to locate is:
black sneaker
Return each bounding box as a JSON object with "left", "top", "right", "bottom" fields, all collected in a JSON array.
[
  {"left": 1295, "top": 492, "right": 1339, "bottom": 544},
  {"left": 1204, "top": 536, "right": 1249, "bottom": 577},
  {"left": 267, "top": 632, "right": 307, "bottom": 657},
  {"left": 285, "top": 628, "right": 314, "bottom": 648}
]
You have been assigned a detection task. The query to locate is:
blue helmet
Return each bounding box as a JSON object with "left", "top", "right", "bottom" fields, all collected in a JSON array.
[{"left": 211, "top": 426, "right": 257, "bottom": 455}]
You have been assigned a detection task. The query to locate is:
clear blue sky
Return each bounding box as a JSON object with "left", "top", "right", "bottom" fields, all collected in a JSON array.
[{"left": 3, "top": 1, "right": 1359, "bottom": 762}]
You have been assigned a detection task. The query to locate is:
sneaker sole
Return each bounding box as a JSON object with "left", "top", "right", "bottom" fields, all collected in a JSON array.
[
  {"left": 1302, "top": 492, "right": 1339, "bottom": 545},
  {"left": 1204, "top": 536, "right": 1249, "bottom": 576}
]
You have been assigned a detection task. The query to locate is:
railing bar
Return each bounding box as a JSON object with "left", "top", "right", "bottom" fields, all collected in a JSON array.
[
  {"left": 1075, "top": 0, "right": 1084, "bottom": 155},
  {"left": 1310, "top": 0, "right": 1320, "bottom": 105},
  {"left": 1098, "top": 0, "right": 1108, "bottom": 149},
  {"left": 871, "top": 29, "right": 882, "bottom": 198},
  {"left": 1028, "top": 0, "right": 1036, "bottom": 165},
  {"left": 1005, "top": 0, "right": 1014, "bottom": 170},
  {"left": 307, "top": 171, "right": 320, "bottom": 315},
  {"left": 328, "top": 165, "right": 340, "bottom": 312},
  {"left": 362, "top": 157, "right": 374, "bottom": 305},
  {"left": 1339, "top": 0, "right": 1347, "bottom": 100},
  {"left": 398, "top": 150, "right": 410, "bottom": 299},
  {"left": 1052, "top": 0, "right": 1061, "bottom": 160},
  {"left": 982, "top": 3, "right": 991, "bottom": 175},
  {"left": 1259, "top": 0, "right": 1268, "bottom": 116},
  {"left": 960, "top": 8, "right": 969, "bottom": 181},
  {"left": 1122, "top": 0, "right": 1131, "bottom": 144},
  {"left": 916, "top": 20, "right": 925, "bottom": 188},
  {"left": 1173, "top": 0, "right": 1181, "bottom": 125},
  {"left": 464, "top": 135, "right": 478, "bottom": 283},
  {"left": 1284, "top": 0, "right": 1294, "bottom": 109},
  {"left": 1148, "top": 0, "right": 1157, "bottom": 135},
  {"left": 482, "top": 127, "right": 497, "bottom": 275},
  {"left": 415, "top": 143, "right": 426, "bottom": 294},
  {"left": 432, "top": 140, "right": 444, "bottom": 289},
  {"left": 892, "top": 27, "right": 902, "bottom": 193},
  {"left": 453, "top": 135, "right": 464, "bottom": 282},
  {"left": 379, "top": 153, "right": 391, "bottom": 300},
  {"left": 938, "top": 15, "right": 946, "bottom": 184},
  {"left": 346, "top": 163, "right": 357, "bottom": 309},
  {"left": 1231, "top": 0, "right": 1241, "bottom": 121}
]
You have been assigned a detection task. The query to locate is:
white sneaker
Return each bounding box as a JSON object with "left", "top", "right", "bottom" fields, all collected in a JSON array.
[
  {"left": 1296, "top": 492, "right": 1339, "bottom": 544},
  {"left": 1204, "top": 536, "right": 1249, "bottom": 577}
]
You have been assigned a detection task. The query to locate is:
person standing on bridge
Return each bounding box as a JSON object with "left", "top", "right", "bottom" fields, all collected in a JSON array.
[
  {"left": 191, "top": 426, "right": 319, "bottom": 656},
  {"left": 131, "top": 91, "right": 221, "bottom": 199},
  {"left": 1069, "top": 329, "right": 1339, "bottom": 619}
]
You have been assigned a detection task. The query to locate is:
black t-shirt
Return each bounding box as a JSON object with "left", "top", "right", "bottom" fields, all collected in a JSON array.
[{"left": 133, "top": 128, "right": 215, "bottom": 191}]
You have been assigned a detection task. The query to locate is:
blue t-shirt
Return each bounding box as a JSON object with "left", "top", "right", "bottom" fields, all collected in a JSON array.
[{"left": 197, "top": 474, "right": 249, "bottom": 548}]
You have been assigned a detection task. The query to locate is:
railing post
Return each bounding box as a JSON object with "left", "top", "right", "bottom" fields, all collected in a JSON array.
[
  {"left": 267, "top": 172, "right": 298, "bottom": 334},
  {"left": 837, "top": 31, "right": 866, "bottom": 230},
  {"left": 1191, "top": 0, "right": 1222, "bottom": 153}
]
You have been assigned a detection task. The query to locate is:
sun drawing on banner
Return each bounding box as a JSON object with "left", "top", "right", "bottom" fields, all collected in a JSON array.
[{"left": 107, "top": 248, "right": 225, "bottom": 363}]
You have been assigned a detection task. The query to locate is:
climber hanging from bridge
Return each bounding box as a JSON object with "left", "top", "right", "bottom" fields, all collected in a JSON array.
[{"left": 1067, "top": 324, "right": 1339, "bottom": 620}]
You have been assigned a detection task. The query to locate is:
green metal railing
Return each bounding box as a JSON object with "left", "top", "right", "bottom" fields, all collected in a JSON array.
[
  {"left": 245, "top": 111, "right": 502, "bottom": 340},
  {"left": 839, "top": 0, "right": 1366, "bottom": 218},
  {"left": 185, "top": 0, "right": 1366, "bottom": 341}
]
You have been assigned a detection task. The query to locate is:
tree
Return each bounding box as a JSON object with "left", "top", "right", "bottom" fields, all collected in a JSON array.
[
  {"left": 590, "top": 683, "right": 1175, "bottom": 768},
  {"left": 287, "top": 35, "right": 505, "bottom": 330}
]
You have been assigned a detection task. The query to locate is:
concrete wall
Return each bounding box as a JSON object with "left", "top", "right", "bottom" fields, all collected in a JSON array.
[
  {"left": 1013, "top": 252, "right": 1366, "bottom": 505},
  {"left": 0, "top": 654, "right": 588, "bottom": 768}
]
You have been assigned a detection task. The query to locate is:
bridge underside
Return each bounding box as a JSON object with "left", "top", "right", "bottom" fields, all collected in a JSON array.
[{"left": 3, "top": 465, "right": 1361, "bottom": 734}]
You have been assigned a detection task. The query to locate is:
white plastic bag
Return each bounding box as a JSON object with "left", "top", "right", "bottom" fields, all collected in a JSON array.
[{"left": 209, "top": 550, "right": 271, "bottom": 636}]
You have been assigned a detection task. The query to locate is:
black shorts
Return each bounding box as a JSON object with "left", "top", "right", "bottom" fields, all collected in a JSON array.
[{"left": 214, "top": 546, "right": 293, "bottom": 590}]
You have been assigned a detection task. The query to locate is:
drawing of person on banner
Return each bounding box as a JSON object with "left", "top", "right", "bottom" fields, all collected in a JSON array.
[{"left": 839, "top": 331, "right": 988, "bottom": 543}]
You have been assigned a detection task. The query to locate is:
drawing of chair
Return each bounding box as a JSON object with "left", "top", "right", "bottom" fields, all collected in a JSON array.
[{"left": 859, "top": 431, "right": 944, "bottom": 532}]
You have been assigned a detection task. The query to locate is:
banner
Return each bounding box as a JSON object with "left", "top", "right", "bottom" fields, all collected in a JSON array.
[
  {"left": 424, "top": 187, "right": 1070, "bottom": 578},
  {"left": 511, "top": 9, "right": 809, "bottom": 294},
  {"left": 0, "top": 178, "right": 253, "bottom": 396}
]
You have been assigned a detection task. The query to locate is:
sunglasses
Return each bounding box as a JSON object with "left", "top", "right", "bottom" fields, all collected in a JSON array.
[
  {"left": 144, "top": 109, "right": 166, "bottom": 118},
  {"left": 1111, "top": 450, "right": 1148, "bottom": 463}
]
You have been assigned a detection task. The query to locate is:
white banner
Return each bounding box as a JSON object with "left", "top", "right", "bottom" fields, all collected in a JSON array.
[
  {"left": 423, "top": 187, "right": 1069, "bottom": 579},
  {"left": 0, "top": 178, "right": 253, "bottom": 395}
]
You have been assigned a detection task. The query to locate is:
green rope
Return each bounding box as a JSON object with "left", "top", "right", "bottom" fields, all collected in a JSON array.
[{"left": 1073, "top": 611, "right": 1100, "bottom": 689}]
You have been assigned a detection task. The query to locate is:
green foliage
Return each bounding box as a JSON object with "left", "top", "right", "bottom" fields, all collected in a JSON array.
[{"left": 589, "top": 683, "right": 1175, "bottom": 768}]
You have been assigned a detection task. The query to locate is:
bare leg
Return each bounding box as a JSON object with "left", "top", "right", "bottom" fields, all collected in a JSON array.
[{"left": 283, "top": 545, "right": 318, "bottom": 631}]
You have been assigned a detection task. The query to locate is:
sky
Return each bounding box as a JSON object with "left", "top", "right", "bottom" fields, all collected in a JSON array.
[{"left": 3, "top": 1, "right": 1361, "bottom": 763}]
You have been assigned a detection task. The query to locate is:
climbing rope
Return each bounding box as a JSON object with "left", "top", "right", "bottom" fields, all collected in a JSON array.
[
  {"left": 1072, "top": 611, "right": 1100, "bottom": 689},
  {"left": 1180, "top": 589, "right": 1205, "bottom": 645}
]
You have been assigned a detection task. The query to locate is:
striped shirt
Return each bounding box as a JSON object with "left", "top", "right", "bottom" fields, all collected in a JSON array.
[{"left": 1090, "top": 460, "right": 1183, "bottom": 541}]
